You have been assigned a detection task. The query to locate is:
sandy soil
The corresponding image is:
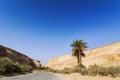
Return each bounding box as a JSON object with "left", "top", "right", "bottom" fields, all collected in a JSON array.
[{"left": 57, "top": 73, "right": 120, "bottom": 80}]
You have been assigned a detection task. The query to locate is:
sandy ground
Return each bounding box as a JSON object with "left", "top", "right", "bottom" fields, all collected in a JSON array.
[{"left": 57, "top": 73, "right": 120, "bottom": 80}]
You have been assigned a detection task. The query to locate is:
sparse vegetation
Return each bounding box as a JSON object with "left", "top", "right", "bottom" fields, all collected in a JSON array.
[
  {"left": 61, "top": 68, "right": 73, "bottom": 74},
  {"left": 85, "top": 64, "right": 120, "bottom": 77},
  {"left": 39, "top": 64, "right": 120, "bottom": 77},
  {"left": 35, "top": 67, "right": 59, "bottom": 73},
  {"left": 20, "top": 64, "right": 33, "bottom": 73},
  {"left": 0, "top": 57, "right": 33, "bottom": 75},
  {"left": 72, "top": 64, "right": 88, "bottom": 75},
  {"left": 42, "top": 67, "right": 58, "bottom": 73}
]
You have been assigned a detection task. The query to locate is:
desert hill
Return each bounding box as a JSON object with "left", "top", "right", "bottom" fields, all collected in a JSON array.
[
  {"left": 45, "top": 42, "right": 120, "bottom": 70},
  {"left": 0, "top": 45, "right": 41, "bottom": 68}
]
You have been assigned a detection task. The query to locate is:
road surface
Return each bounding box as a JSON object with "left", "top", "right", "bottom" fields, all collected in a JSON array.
[{"left": 0, "top": 72, "right": 63, "bottom": 80}]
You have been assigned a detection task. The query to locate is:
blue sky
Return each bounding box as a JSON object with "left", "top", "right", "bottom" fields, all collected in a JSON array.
[{"left": 0, "top": 0, "right": 120, "bottom": 64}]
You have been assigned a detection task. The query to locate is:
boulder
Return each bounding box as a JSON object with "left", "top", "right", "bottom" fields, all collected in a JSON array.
[{"left": 32, "top": 59, "right": 42, "bottom": 68}]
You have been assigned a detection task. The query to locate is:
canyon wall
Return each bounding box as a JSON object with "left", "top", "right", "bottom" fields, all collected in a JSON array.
[{"left": 45, "top": 42, "right": 120, "bottom": 70}]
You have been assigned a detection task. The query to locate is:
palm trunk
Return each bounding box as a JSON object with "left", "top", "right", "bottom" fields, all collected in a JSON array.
[
  {"left": 79, "top": 50, "right": 82, "bottom": 65},
  {"left": 77, "top": 55, "right": 80, "bottom": 66},
  {"left": 79, "top": 55, "right": 82, "bottom": 65}
]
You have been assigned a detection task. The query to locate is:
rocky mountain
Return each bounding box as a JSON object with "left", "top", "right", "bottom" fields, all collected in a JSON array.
[
  {"left": 0, "top": 45, "right": 41, "bottom": 68},
  {"left": 45, "top": 42, "right": 120, "bottom": 70}
]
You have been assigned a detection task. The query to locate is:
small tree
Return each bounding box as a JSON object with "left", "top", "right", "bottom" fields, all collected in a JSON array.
[{"left": 71, "top": 40, "right": 88, "bottom": 65}]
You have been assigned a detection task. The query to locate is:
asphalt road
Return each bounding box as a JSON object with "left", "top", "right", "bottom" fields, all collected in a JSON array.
[{"left": 0, "top": 72, "right": 64, "bottom": 80}]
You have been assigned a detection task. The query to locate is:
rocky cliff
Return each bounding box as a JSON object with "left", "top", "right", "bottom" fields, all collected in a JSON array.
[
  {"left": 0, "top": 45, "right": 41, "bottom": 68},
  {"left": 45, "top": 42, "right": 120, "bottom": 70}
]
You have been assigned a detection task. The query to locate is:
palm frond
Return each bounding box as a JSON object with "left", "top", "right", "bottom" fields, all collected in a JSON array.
[
  {"left": 81, "top": 52, "right": 85, "bottom": 57},
  {"left": 71, "top": 39, "right": 88, "bottom": 57}
]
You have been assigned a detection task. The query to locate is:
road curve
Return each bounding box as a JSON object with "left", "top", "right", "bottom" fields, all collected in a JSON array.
[{"left": 0, "top": 72, "right": 64, "bottom": 80}]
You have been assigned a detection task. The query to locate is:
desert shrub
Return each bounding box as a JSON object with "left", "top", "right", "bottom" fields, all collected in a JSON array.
[
  {"left": 87, "top": 64, "right": 100, "bottom": 76},
  {"left": 78, "top": 64, "right": 86, "bottom": 68},
  {"left": 61, "top": 68, "right": 73, "bottom": 74},
  {"left": 97, "top": 67, "right": 108, "bottom": 76},
  {"left": 0, "top": 58, "right": 24, "bottom": 74},
  {"left": 80, "top": 68, "right": 88, "bottom": 75},
  {"left": 0, "top": 57, "right": 33, "bottom": 74},
  {"left": 105, "top": 66, "right": 120, "bottom": 77},
  {"left": 73, "top": 64, "right": 86, "bottom": 72},
  {"left": 87, "top": 64, "right": 120, "bottom": 77},
  {"left": 20, "top": 65, "right": 33, "bottom": 73},
  {"left": 0, "top": 61, "right": 6, "bottom": 73},
  {"left": 87, "top": 64, "right": 108, "bottom": 76},
  {"left": 44, "top": 67, "right": 57, "bottom": 73},
  {"left": 72, "top": 64, "right": 88, "bottom": 75},
  {"left": 38, "top": 67, "right": 59, "bottom": 73},
  {"left": 5, "top": 63, "right": 23, "bottom": 73},
  {"left": 114, "top": 66, "right": 120, "bottom": 74}
]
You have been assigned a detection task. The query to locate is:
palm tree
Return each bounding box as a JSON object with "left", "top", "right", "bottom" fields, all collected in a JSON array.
[{"left": 71, "top": 40, "right": 88, "bottom": 65}]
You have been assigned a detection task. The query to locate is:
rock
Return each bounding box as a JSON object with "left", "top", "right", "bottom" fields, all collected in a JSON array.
[
  {"left": 45, "top": 42, "right": 120, "bottom": 70},
  {"left": 32, "top": 59, "right": 42, "bottom": 68},
  {"left": 0, "top": 45, "right": 41, "bottom": 68}
]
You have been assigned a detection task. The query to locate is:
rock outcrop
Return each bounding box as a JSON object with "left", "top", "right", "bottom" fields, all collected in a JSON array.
[
  {"left": 45, "top": 42, "right": 120, "bottom": 70},
  {"left": 0, "top": 45, "right": 41, "bottom": 68},
  {"left": 33, "top": 59, "right": 42, "bottom": 68}
]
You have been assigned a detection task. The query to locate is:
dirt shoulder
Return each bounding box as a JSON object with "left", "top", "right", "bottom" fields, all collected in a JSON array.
[{"left": 57, "top": 73, "right": 120, "bottom": 80}]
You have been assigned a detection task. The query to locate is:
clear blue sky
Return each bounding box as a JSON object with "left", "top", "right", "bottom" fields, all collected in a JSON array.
[{"left": 0, "top": 0, "right": 120, "bottom": 64}]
